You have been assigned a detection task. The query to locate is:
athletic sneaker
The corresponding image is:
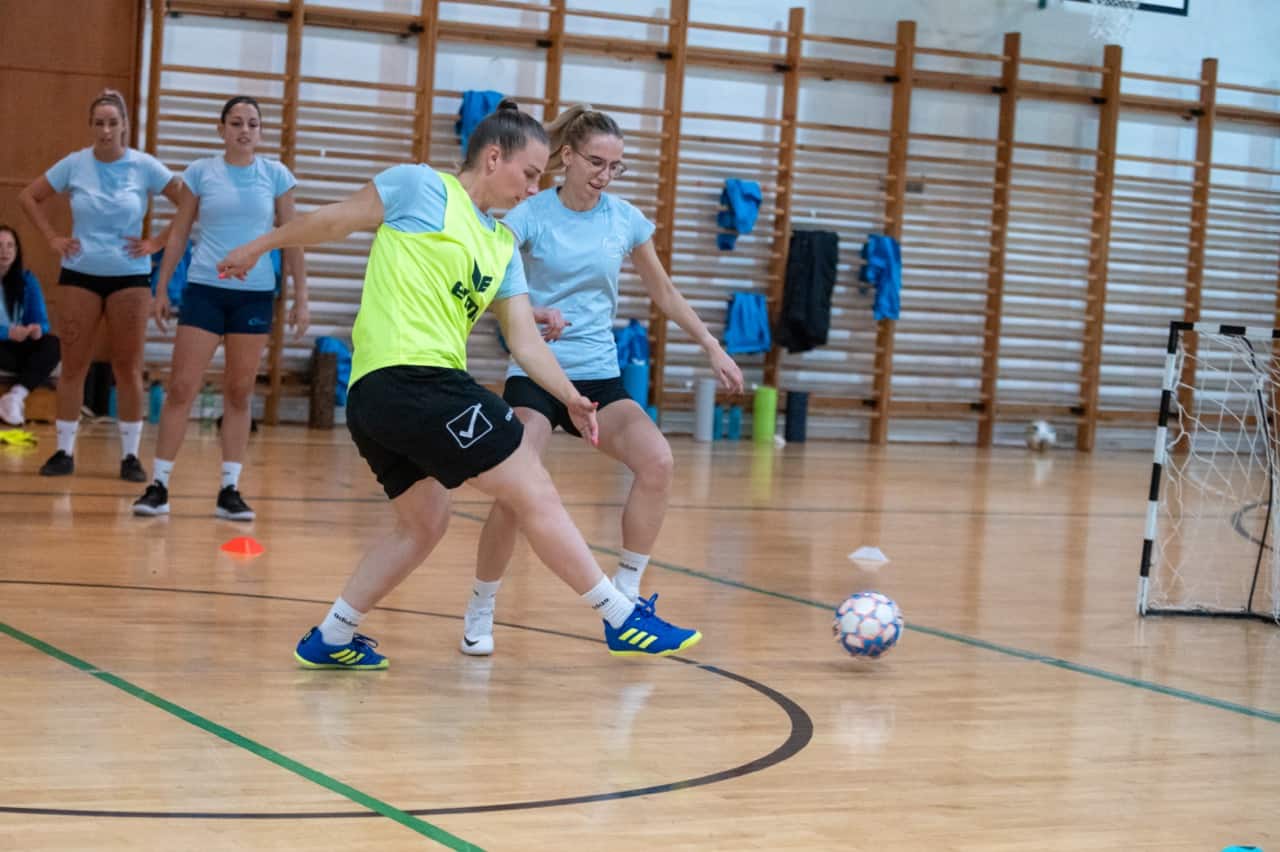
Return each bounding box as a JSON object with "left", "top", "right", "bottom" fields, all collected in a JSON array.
[
  {"left": 603, "top": 593, "right": 702, "bottom": 657},
  {"left": 460, "top": 602, "right": 495, "bottom": 656},
  {"left": 39, "top": 450, "right": 74, "bottom": 476},
  {"left": 215, "top": 486, "right": 255, "bottom": 521},
  {"left": 120, "top": 454, "right": 147, "bottom": 483},
  {"left": 133, "top": 481, "right": 170, "bottom": 516},
  {"left": 294, "top": 627, "right": 389, "bottom": 670}
]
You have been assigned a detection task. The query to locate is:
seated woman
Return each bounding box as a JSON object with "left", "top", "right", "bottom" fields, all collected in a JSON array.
[{"left": 0, "top": 225, "right": 60, "bottom": 426}]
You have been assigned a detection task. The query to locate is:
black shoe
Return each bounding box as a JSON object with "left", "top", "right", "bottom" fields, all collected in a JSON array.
[
  {"left": 120, "top": 454, "right": 147, "bottom": 483},
  {"left": 133, "top": 481, "right": 170, "bottom": 516},
  {"left": 39, "top": 450, "right": 74, "bottom": 477},
  {"left": 215, "top": 486, "right": 255, "bottom": 521}
]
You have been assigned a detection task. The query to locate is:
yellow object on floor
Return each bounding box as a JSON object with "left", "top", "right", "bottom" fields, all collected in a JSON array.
[{"left": 0, "top": 429, "right": 37, "bottom": 447}]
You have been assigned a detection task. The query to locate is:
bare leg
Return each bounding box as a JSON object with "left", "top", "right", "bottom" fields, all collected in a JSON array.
[
  {"left": 474, "top": 408, "right": 553, "bottom": 582},
  {"left": 595, "top": 400, "right": 675, "bottom": 554},
  {"left": 220, "top": 333, "right": 269, "bottom": 464},
  {"left": 469, "top": 440, "right": 701, "bottom": 656},
  {"left": 470, "top": 440, "right": 608, "bottom": 595},
  {"left": 154, "top": 325, "right": 221, "bottom": 461},
  {"left": 104, "top": 287, "right": 151, "bottom": 422},
  {"left": 52, "top": 286, "right": 103, "bottom": 422},
  {"left": 340, "top": 476, "right": 452, "bottom": 612}
]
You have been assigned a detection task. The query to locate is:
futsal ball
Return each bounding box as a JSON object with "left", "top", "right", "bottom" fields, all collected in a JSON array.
[
  {"left": 1025, "top": 419, "right": 1057, "bottom": 451},
  {"left": 833, "top": 592, "right": 903, "bottom": 659}
]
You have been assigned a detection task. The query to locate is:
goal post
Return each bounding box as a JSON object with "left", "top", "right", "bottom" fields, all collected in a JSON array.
[{"left": 1138, "top": 321, "right": 1280, "bottom": 624}]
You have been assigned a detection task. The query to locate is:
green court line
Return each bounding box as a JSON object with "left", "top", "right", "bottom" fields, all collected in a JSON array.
[
  {"left": 451, "top": 509, "right": 1279, "bottom": 725},
  {"left": 0, "top": 621, "right": 483, "bottom": 850}
]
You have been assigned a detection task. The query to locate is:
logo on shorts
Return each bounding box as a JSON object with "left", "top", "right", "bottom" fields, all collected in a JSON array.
[{"left": 447, "top": 403, "right": 494, "bottom": 449}]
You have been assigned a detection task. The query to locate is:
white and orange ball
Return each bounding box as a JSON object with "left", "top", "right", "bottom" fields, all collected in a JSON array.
[{"left": 833, "top": 591, "right": 903, "bottom": 658}]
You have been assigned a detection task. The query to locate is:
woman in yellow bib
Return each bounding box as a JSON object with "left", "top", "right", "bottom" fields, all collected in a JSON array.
[{"left": 218, "top": 101, "right": 701, "bottom": 668}]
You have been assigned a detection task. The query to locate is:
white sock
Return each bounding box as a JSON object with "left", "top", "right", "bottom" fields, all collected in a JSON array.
[
  {"left": 469, "top": 578, "right": 502, "bottom": 610},
  {"left": 221, "top": 461, "right": 242, "bottom": 490},
  {"left": 8, "top": 385, "right": 29, "bottom": 402},
  {"left": 56, "top": 419, "right": 79, "bottom": 455},
  {"left": 613, "top": 549, "right": 650, "bottom": 600},
  {"left": 118, "top": 420, "right": 143, "bottom": 458},
  {"left": 581, "top": 576, "right": 636, "bottom": 629},
  {"left": 153, "top": 458, "right": 175, "bottom": 488},
  {"left": 319, "top": 596, "right": 365, "bottom": 646}
]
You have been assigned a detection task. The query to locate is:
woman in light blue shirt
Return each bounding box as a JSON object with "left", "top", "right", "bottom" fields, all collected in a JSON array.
[
  {"left": 19, "top": 89, "right": 182, "bottom": 481},
  {"left": 461, "top": 104, "right": 745, "bottom": 655},
  {"left": 132, "top": 96, "right": 308, "bottom": 522}
]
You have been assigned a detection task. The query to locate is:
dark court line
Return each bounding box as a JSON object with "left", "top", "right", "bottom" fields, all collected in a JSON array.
[
  {"left": 0, "top": 582, "right": 812, "bottom": 821},
  {"left": 0, "top": 620, "right": 482, "bottom": 850}
]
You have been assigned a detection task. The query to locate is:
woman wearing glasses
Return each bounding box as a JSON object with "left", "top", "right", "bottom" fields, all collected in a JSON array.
[{"left": 460, "top": 104, "right": 744, "bottom": 656}]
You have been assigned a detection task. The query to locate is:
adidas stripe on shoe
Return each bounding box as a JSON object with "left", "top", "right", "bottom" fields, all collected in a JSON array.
[
  {"left": 294, "top": 627, "right": 389, "bottom": 670},
  {"left": 603, "top": 593, "right": 702, "bottom": 657}
]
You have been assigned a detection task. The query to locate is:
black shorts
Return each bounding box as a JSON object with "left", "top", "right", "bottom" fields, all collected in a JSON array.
[
  {"left": 347, "top": 366, "right": 524, "bottom": 498},
  {"left": 180, "top": 281, "right": 275, "bottom": 335},
  {"left": 502, "top": 375, "right": 633, "bottom": 438},
  {"left": 60, "top": 269, "right": 151, "bottom": 297}
]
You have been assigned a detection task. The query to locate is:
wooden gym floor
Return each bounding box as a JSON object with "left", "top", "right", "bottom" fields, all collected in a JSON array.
[{"left": 0, "top": 421, "right": 1276, "bottom": 850}]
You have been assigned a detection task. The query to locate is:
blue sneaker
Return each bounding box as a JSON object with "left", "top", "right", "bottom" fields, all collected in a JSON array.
[
  {"left": 603, "top": 594, "right": 702, "bottom": 657},
  {"left": 294, "top": 627, "right": 389, "bottom": 670}
]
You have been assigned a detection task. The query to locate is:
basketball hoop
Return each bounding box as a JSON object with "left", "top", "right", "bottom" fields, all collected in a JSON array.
[{"left": 1087, "top": 0, "right": 1140, "bottom": 44}]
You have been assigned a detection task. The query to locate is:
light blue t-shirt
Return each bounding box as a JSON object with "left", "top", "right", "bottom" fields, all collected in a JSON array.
[
  {"left": 503, "top": 188, "right": 655, "bottom": 380},
  {"left": 185, "top": 155, "right": 296, "bottom": 292},
  {"left": 45, "top": 148, "right": 174, "bottom": 277},
  {"left": 373, "top": 164, "right": 527, "bottom": 300}
]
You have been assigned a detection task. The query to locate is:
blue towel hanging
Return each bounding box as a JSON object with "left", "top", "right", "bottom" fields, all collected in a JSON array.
[
  {"left": 723, "top": 291, "right": 771, "bottom": 354},
  {"left": 314, "top": 336, "right": 353, "bottom": 406},
  {"left": 613, "top": 318, "right": 650, "bottom": 369},
  {"left": 149, "top": 240, "right": 193, "bottom": 308},
  {"left": 456, "top": 90, "right": 505, "bottom": 152},
  {"left": 860, "top": 234, "right": 901, "bottom": 321},
  {"left": 716, "top": 179, "right": 763, "bottom": 250}
]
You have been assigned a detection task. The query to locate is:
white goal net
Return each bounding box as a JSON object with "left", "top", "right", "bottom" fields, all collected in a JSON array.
[{"left": 1139, "top": 322, "right": 1280, "bottom": 623}]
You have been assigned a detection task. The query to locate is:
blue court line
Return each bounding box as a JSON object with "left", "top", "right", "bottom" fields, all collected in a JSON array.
[
  {"left": 450, "top": 510, "right": 1279, "bottom": 725},
  {"left": 0, "top": 621, "right": 483, "bottom": 850}
]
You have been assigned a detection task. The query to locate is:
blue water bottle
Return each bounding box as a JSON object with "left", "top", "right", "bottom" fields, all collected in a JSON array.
[
  {"left": 727, "top": 404, "right": 743, "bottom": 440},
  {"left": 148, "top": 381, "right": 164, "bottom": 424}
]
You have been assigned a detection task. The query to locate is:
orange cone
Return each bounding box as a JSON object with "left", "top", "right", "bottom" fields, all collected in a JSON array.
[{"left": 220, "top": 536, "right": 265, "bottom": 558}]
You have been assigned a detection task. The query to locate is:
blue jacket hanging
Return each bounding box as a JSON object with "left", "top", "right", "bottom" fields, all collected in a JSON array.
[
  {"left": 716, "top": 179, "right": 762, "bottom": 250},
  {"left": 456, "top": 90, "right": 505, "bottom": 153},
  {"left": 860, "top": 234, "right": 901, "bottom": 321},
  {"left": 613, "top": 318, "right": 650, "bottom": 369},
  {"left": 722, "top": 292, "right": 771, "bottom": 354},
  {"left": 314, "top": 336, "right": 353, "bottom": 406},
  {"left": 150, "top": 241, "right": 193, "bottom": 307}
]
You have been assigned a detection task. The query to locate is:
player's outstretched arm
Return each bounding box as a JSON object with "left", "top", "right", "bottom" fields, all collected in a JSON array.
[
  {"left": 632, "top": 239, "right": 744, "bottom": 393},
  {"left": 217, "top": 182, "right": 384, "bottom": 280},
  {"left": 493, "top": 294, "right": 599, "bottom": 445}
]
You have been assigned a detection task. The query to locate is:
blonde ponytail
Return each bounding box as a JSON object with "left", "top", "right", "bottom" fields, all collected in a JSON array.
[{"left": 545, "top": 104, "right": 622, "bottom": 172}]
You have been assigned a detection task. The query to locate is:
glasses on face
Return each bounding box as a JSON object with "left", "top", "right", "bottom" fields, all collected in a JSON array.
[{"left": 572, "top": 147, "right": 627, "bottom": 178}]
